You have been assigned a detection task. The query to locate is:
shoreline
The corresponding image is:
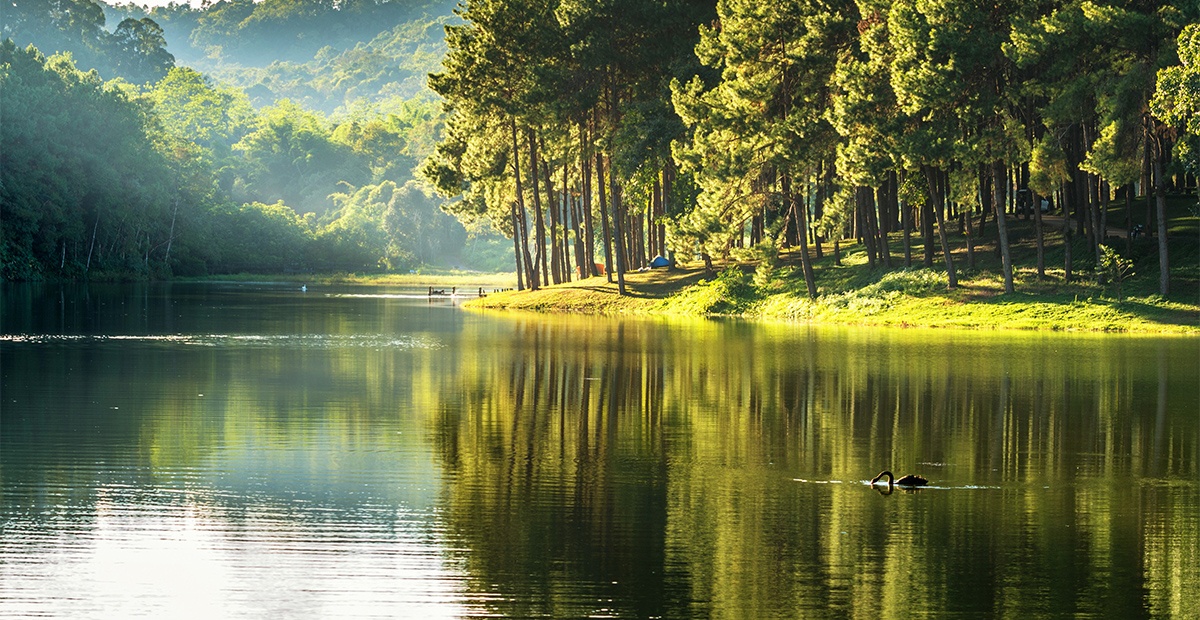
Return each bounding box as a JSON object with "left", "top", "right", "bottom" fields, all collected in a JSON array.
[{"left": 463, "top": 263, "right": 1200, "bottom": 335}]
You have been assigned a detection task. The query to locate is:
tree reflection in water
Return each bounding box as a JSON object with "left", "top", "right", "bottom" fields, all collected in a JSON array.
[{"left": 429, "top": 317, "right": 1198, "bottom": 618}]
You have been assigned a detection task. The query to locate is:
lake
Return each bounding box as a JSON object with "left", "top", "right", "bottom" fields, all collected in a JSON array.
[{"left": 1, "top": 282, "right": 1197, "bottom": 618}]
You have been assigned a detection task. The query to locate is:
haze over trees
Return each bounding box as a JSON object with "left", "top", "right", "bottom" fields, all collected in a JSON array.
[
  {"left": 104, "top": 0, "right": 456, "bottom": 113},
  {"left": 1, "top": 0, "right": 507, "bottom": 280}
]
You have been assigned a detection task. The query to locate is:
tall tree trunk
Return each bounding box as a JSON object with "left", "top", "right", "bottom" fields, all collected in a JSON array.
[
  {"left": 1152, "top": 129, "right": 1171, "bottom": 296},
  {"left": 1033, "top": 189, "right": 1046, "bottom": 279},
  {"left": 571, "top": 190, "right": 584, "bottom": 278},
  {"left": 633, "top": 208, "right": 646, "bottom": 268},
  {"left": 976, "top": 191, "right": 989, "bottom": 239},
  {"left": 85, "top": 213, "right": 100, "bottom": 273},
  {"left": 1061, "top": 184, "right": 1073, "bottom": 283},
  {"left": 875, "top": 184, "right": 892, "bottom": 268},
  {"left": 596, "top": 150, "right": 614, "bottom": 283},
  {"left": 566, "top": 163, "right": 583, "bottom": 280},
  {"left": 1086, "top": 171, "right": 1102, "bottom": 266},
  {"left": 659, "top": 164, "right": 670, "bottom": 262},
  {"left": 816, "top": 163, "right": 834, "bottom": 259},
  {"left": 922, "top": 199, "right": 935, "bottom": 268},
  {"left": 560, "top": 163, "right": 571, "bottom": 281},
  {"left": 581, "top": 127, "right": 597, "bottom": 276},
  {"left": 1143, "top": 120, "right": 1154, "bottom": 231},
  {"left": 528, "top": 131, "right": 549, "bottom": 287},
  {"left": 609, "top": 160, "right": 628, "bottom": 296},
  {"left": 511, "top": 203, "right": 526, "bottom": 291},
  {"left": 542, "top": 156, "right": 562, "bottom": 285},
  {"left": 1123, "top": 184, "right": 1133, "bottom": 256},
  {"left": 858, "top": 186, "right": 877, "bottom": 267},
  {"left": 651, "top": 175, "right": 661, "bottom": 257},
  {"left": 1099, "top": 179, "right": 1109, "bottom": 243},
  {"left": 993, "top": 161, "right": 1014, "bottom": 293},
  {"left": 922, "top": 165, "right": 958, "bottom": 288},
  {"left": 511, "top": 121, "right": 536, "bottom": 289},
  {"left": 164, "top": 197, "right": 178, "bottom": 267},
  {"left": 966, "top": 165, "right": 985, "bottom": 270},
  {"left": 900, "top": 170, "right": 912, "bottom": 267},
  {"left": 784, "top": 172, "right": 816, "bottom": 297}
]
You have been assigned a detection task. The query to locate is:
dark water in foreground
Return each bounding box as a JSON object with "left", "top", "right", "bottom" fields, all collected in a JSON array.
[{"left": 1, "top": 282, "right": 1197, "bottom": 618}]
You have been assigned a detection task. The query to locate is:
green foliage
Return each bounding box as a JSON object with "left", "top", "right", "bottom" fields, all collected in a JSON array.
[
  {"left": 1080, "top": 119, "right": 1142, "bottom": 187},
  {"left": 1153, "top": 24, "right": 1200, "bottom": 137},
  {"left": 0, "top": 42, "right": 176, "bottom": 279},
  {"left": 232, "top": 99, "right": 369, "bottom": 214},
  {"left": 1098, "top": 244, "right": 1134, "bottom": 301},
  {"left": 149, "top": 66, "right": 255, "bottom": 173},
  {"left": 8, "top": 0, "right": 1200, "bottom": 293},
  {"left": 186, "top": 0, "right": 451, "bottom": 67},
  {"left": 201, "top": 201, "right": 315, "bottom": 274},
  {"left": 3, "top": 0, "right": 176, "bottom": 84},
  {"left": 205, "top": 17, "right": 453, "bottom": 114},
  {"left": 1, "top": 32, "right": 481, "bottom": 280},
  {"left": 1154, "top": 23, "right": 1200, "bottom": 178},
  {"left": 665, "top": 266, "right": 757, "bottom": 315},
  {"left": 1028, "top": 136, "right": 1071, "bottom": 197},
  {"left": 318, "top": 180, "right": 467, "bottom": 271}
]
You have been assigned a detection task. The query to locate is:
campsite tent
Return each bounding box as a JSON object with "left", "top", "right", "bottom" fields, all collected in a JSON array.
[{"left": 649, "top": 255, "right": 670, "bottom": 268}]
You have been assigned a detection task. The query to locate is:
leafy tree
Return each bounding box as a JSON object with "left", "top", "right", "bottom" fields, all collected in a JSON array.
[
  {"left": 0, "top": 42, "right": 177, "bottom": 279},
  {"left": 110, "top": 17, "right": 174, "bottom": 84},
  {"left": 673, "top": 0, "right": 855, "bottom": 296},
  {"left": 232, "top": 99, "right": 369, "bottom": 215},
  {"left": 149, "top": 66, "right": 255, "bottom": 168},
  {"left": 4, "top": 0, "right": 176, "bottom": 83},
  {"left": 1153, "top": 23, "right": 1200, "bottom": 196}
]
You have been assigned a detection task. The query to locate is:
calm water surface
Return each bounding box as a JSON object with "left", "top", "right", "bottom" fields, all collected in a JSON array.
[{"left": 1, "top": 282, "right": 1197, "bottom": 618}]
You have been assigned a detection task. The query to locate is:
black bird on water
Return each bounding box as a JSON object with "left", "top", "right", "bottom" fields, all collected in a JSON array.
[{"left": 870, "top": 470, "right": 928, "bottom": 488}]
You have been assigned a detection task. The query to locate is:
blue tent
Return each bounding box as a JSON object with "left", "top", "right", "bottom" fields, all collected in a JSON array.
[{"left": 649, "top": 255, "right": 671, "bottom": 268}]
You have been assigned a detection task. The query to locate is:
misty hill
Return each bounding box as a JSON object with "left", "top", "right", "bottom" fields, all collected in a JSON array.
[
  {"left": 1, "top": 0, "right": 520, "bottom": 279},
  {"left": 4, "top": 0, "right": 176, "bottom": 85},
  {"left": 6, "top": 0, "right": 455, "bottom": 112},
  {"left": 104, "top": 0, "right": 456, "bottom": 113}
]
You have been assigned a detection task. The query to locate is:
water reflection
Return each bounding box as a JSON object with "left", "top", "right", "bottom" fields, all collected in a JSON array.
[
  {"left": 1, "top": 283, "right": 1197, "bottom": 618},
  {"left": 434, "top": 316, "right": 1199, "bottom": 618}
]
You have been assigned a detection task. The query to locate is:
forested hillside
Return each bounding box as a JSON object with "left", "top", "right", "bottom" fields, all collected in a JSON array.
[
  {"left": 0, "top": 41, "right": 473, "bottom": 279},
  {"left": 4, "top": 0, "right": 176, "bottom": 85},
  {"left": 1, "top": 0, "right": 516, "bottom": 280},
  {"left": 104, "top": 0, "right": 455, "bottom": 113},
  {"left": 425, "top": 0, "right": 1199, "bottom": 298}
]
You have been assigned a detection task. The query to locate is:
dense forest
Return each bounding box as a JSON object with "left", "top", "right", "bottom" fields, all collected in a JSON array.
[
  {"left": 2, "top": 0, "right": 1198, "bottom": 288},
  {"left": 1, "top": 0, "right": 503, "bottom": 279},
  {"left": 102, "top": 0, "right": 456, "bottom": 113},
  {"left": 424, "top": 0, "right": 1200, "bottom": 297}
]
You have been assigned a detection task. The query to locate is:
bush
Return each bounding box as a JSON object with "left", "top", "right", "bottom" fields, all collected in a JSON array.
[{"left": 663, "top": 266, "right": 757, "bottom": 315}]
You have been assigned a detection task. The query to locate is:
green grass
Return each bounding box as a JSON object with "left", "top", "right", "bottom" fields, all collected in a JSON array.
[{"left": 467, "top": 193, "right": 1200, "bottom": 334}]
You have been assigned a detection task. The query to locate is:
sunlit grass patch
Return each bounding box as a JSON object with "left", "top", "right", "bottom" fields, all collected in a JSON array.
[
  {"left": 457, "top": 212, "right": 1198, "bottom": 333},
  {"left": 658, "top": 267, "right": 756, "bottom": 315}
]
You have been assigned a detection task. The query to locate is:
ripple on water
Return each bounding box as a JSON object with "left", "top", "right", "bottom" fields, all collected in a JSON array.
[
  {"left": 0, "top": 485, "right": 480, "bottom": 619},
  {"left": 0, "top": 333, "right": 442, "bottom": 350}
]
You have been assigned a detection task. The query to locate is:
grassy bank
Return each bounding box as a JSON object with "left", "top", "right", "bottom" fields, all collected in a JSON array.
[{"left": 467, "top": 204, "right": 1200, "bottom": 334}]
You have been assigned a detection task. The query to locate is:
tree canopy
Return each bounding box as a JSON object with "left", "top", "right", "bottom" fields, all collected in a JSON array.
[{"left": 423, "top": 0, "right": 1198, "bottom": 297}]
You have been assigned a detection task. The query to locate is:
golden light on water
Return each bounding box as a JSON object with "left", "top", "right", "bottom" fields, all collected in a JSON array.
[{"left": 1, "top": 487, "right": 479, "bottom": 619}]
